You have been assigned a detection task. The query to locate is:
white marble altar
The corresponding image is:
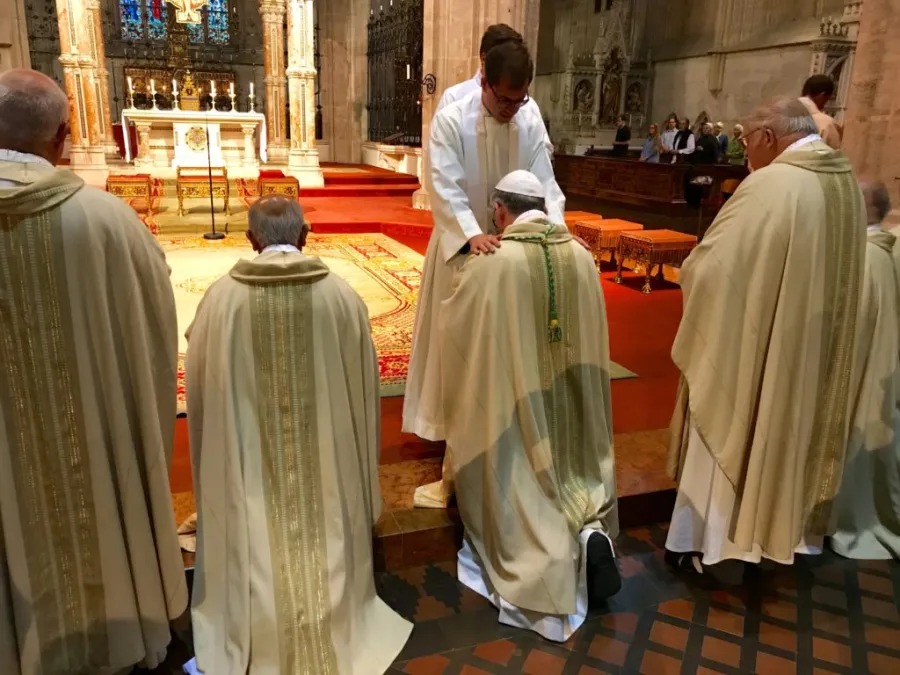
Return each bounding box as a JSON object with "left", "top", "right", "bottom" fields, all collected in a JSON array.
[{"left": 120, "top": 109, "right": 267, "bottom": 178}]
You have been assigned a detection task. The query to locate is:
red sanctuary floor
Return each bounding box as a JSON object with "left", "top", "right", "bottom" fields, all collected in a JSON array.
[{"left": 168, "top": 194, "right": 683, "bottom": 516}]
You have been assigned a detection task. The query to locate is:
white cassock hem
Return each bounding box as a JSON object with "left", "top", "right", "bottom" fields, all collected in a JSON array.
[
  {"left": 458, "top": 528, "right": 609, "bottom": 643},
  {"left": 665, "top": 422, "right": 823, "bottom": 566}
]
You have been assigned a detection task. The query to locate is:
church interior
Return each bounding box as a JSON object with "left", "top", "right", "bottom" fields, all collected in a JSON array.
[{"left": 2, "top": 0, "right": 900, "bottom": 672}]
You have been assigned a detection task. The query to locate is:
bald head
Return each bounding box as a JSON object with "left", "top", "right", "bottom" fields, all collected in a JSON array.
[
  {"left": 246, "top": 194, "right": 309, "bottom": 252},
  {"left": 0, "top": 69, "right": 69, "bottom": 164},
  {"left": 743, "top": 97, "right": 818, "bottom": 170}
]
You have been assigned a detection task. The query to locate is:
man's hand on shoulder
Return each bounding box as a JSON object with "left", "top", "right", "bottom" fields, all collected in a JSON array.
[{"left": 468, "top": 234, "right": 501, "bottom": 255}]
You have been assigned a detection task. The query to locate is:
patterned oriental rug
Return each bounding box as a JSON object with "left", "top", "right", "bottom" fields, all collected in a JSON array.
[{"left": 160, "top": 233, "right": 421, "bottom": 412}]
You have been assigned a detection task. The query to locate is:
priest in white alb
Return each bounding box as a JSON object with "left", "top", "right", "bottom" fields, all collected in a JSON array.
[
  {"left": 438, "top": 23, "right": 553, "bottom": 157},
  {"left": 830, "top": 181, "right": 900, "bottom": 560},
  {"left": 185, "top": 195, "right": 411, "bottom": 675},
  {"left": 403, "top": 39, "right": 566, "bottom": 507},
  {"left": 665, "top": 97, "right": 867, "bottom": 570},
  {"left": 0, "top": 69, "right": 187, "bottom": 675},
  {"left": 445, "top": 170, "right": 620, "bottom": 642}
]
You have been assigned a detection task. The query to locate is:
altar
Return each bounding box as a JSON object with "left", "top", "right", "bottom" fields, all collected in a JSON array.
[{"left": 121, "top": 109, "right": 267, "bottom": 178}]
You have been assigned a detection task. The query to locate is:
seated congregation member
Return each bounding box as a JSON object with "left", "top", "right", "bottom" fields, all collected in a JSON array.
[
  {"left": 0, "top": 69, "right": 187, "bottom": 675},
  {"left": 442, "top": 170, "right": 620, "bottom": 642},
  {"left": 185, "top": 195, "right": 412, "bottom": 675},
  {"left": 666, "top": 97, "right": 866, "bottom": 571},
  {"left": 831, "top": 181, "right": 900, "bottom": 560}
]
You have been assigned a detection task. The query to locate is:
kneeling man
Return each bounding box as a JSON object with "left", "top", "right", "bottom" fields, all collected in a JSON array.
[
  {"left": 186, "top": 195, "right": 412, "bottom": 675},
  {"left": 442, "top": 170, "right": 620, "bottom": 642}
]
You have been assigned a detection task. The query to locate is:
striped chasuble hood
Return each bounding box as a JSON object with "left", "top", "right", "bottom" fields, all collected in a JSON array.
[{"left": 0, "top": 160, "right": 187, "bottom": 674}]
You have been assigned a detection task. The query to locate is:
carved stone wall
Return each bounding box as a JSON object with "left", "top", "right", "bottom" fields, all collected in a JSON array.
[
  {"left": 843, "top": 0, "right": 900, "bottom": 214},
  {"left": 1, "top": 0, "right": 31, "bottom": 71}
]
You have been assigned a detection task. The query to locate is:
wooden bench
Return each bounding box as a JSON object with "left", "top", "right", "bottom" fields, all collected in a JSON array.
[
  {"left": 258, "top": 169, "right": 300, "bottom": 199},
  {"left": 176, "top": 166, "right": 230, "bottom": 217},
  {"left": 614, "top": 229, "right": 697, "bottom": 294},
  {"left": 574, "top": 218, "right": 643, "bottom": 268},
  {"left": 107, "top": 173, "right": 153, "bottom": 216}
]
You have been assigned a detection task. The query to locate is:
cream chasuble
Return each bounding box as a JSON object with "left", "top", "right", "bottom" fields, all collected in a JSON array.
[
  {"left": 831, "top": 230, "right": 900, "bottom": 559},
  {"left": 186, "top": 251, "right": 411, "bottom": 675},
  {"left": 441, "top": 215, "right": 618, "bottom": 621},
  {"left": 666, "top": 140, "right": 866, "bottom": 563},
  {"left": 0, "top": 161, "right": 187, "bottom": 675},
  {"left": 403, "top": 90, "right": 567, "bottom": 446}
]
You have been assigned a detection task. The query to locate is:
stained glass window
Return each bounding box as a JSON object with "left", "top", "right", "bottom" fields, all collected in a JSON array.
[
  {"left": 120, "top": 0, "right": 143, "bottom": 40},
  {"left": 207, "top": 0, "right": 230, "bottom": 45},
  {"left": 148, "top": 0, "right": 168, "bottom": 41},
  {"left": 118, "top": 0, "right": 229, "bottom": 43}
]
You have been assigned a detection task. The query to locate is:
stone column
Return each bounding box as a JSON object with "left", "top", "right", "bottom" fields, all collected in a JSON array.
[
  {"left": 241, "top": 124, "right": 260, "bottom": 167},
  {"left": 85, "top": 0, "right": 117, "bottom": 155},
  {"left": 0, "top": 0, "right": 31, "bottom": 71},
  {"left": 56, "top": 0, "right": 108, "bottom": 186},
  {"left": 259, "top": 0, "right": 290, "bottom": 162},
  {"left": 842, "top": 0, "right": 900, "bottom": 221},
  {"left": 413, "top": 0, "right": 541, "bottom": 210},
  {"left": 285, "top": 0, "right": 323, "bottom": 186}
]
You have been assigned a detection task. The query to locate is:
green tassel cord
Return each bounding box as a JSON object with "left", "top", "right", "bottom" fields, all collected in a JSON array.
[{"left": 503, "top": 225, "right": 564, "bottom": 343}]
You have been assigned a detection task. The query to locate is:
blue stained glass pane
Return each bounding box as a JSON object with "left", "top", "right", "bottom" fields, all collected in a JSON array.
[
  {"left": 208, "top": 0, "right": 230, "bottom": 44},
  {"left": 119, "top": 0, "right": 144, "bottom": 40},
  {"left": 147, "top": 0, "right": 168, "bottom": 40},
  {"left": 188, "top": 22, "right": 204, "bottom": 43}
]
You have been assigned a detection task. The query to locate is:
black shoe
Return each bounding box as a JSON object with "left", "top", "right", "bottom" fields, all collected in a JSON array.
[
  {"left": 586, "top": 531, "right": 622, "bottom": 606},
  {"left": 665, "top": 550, "right": 704, "bottom": 574}
]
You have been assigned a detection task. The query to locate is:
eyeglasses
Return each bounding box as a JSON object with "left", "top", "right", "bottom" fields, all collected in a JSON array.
[{"left": 489, "top": 84, "right": 530, "bottom": 110}]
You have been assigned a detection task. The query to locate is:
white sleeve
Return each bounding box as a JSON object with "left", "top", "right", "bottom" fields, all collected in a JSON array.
[
  {"left": 429, "top": 111, "right": 483, "bottom": 261},
  {"left": 436, "top": 88, "right": 455, "bottom": 113},
  {"left": 679, "top": 135, "right": 695, "bottom": 154}
]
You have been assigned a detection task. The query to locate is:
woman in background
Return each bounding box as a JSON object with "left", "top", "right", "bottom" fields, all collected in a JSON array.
[{"left": 640, "top": 123, "right": 662, "bottom": 163}]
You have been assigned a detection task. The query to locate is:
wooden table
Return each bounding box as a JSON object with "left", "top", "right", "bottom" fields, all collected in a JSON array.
[
  {"left": 614, "top": 230, "right": 697, "bottom": 294},
  {"left": 258, "top": 170, "right": 300, "bottom": 199},
  {"left": 176, "top": 166, "right": 230, "bottom": 217},
  {"left": 107, "top": 173, "right": 153, "bottom": 216},
  {"left": 574, "top": 218, "right": 643, "bottom": 267}
]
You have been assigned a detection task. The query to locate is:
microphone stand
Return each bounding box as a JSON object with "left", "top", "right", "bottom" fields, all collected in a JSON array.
[{"left": 202, "top": 100, "right": 225, "bottom": 240}]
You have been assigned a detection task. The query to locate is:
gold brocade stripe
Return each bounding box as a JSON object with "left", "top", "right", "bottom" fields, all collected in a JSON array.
[
  {"left": 0, "top": 211, "right": 108, "bottom": 672},
  {"left": 802, "top": 171, "right": 863, "bottom": 535},
  {"left": 524, "top": 243, "right": 591, "bottom": 536},
  {"left": 250, "top": 282, "right": 338, "bottom": 675}
]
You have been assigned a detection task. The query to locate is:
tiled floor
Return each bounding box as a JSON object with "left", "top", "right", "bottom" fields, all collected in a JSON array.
[
  {"left": 143, "top": 523, "right": 900, "bottom": 674},
  {"left": 382, "top": 524, "right": 900, "bottom": 675}
]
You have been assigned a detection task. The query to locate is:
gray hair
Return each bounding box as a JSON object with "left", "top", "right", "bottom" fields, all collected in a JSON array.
[
  {"left": 248, "top": 194, "right": 307, "bottom": 247},
  {"left": 744, "top": 97, "right": 817, "bottom": 139},
  {"left": 861, "top": 179, "right": 892, "bottom": 224},
  {"left": 0, "top": 69, "right": 69, "bottom": 153},
  {"left": 490, "top": 189, "right": 546, "bottom": 218}
]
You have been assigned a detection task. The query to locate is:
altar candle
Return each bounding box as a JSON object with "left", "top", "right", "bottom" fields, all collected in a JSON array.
[
  {"left": 406, "top": 63, "right": 411, "bottom": 80},
  {"left": 249, "top": 82, "right": 254, "bottom": 96},
  {"left": 150, "top": 79, "right": 156, "bottom": 94},
  {"left": 172, "top": 78, "right": 178, "bottom": 95},
  {"left": 211, "top": 80, "right": 216, "bottom": 97},
  {"left": 230, "top": 82, "right": 235, "bottom": 96},
  {"left": 127, "top": 75, "right": 133, "bottom": 91}
]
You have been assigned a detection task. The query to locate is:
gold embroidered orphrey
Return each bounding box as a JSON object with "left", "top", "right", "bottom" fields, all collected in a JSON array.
[{"left": 250, "top": 282, "right": 340, "bottom": 675}]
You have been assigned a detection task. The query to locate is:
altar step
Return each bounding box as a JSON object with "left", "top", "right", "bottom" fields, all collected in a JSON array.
[{"left": 300, "top": 183, "right": 420, "bottom": 198}]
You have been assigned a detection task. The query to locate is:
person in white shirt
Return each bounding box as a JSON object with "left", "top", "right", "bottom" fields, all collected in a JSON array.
[{"left": 660, "top": 116, "right": 679, "bottom": 154}]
